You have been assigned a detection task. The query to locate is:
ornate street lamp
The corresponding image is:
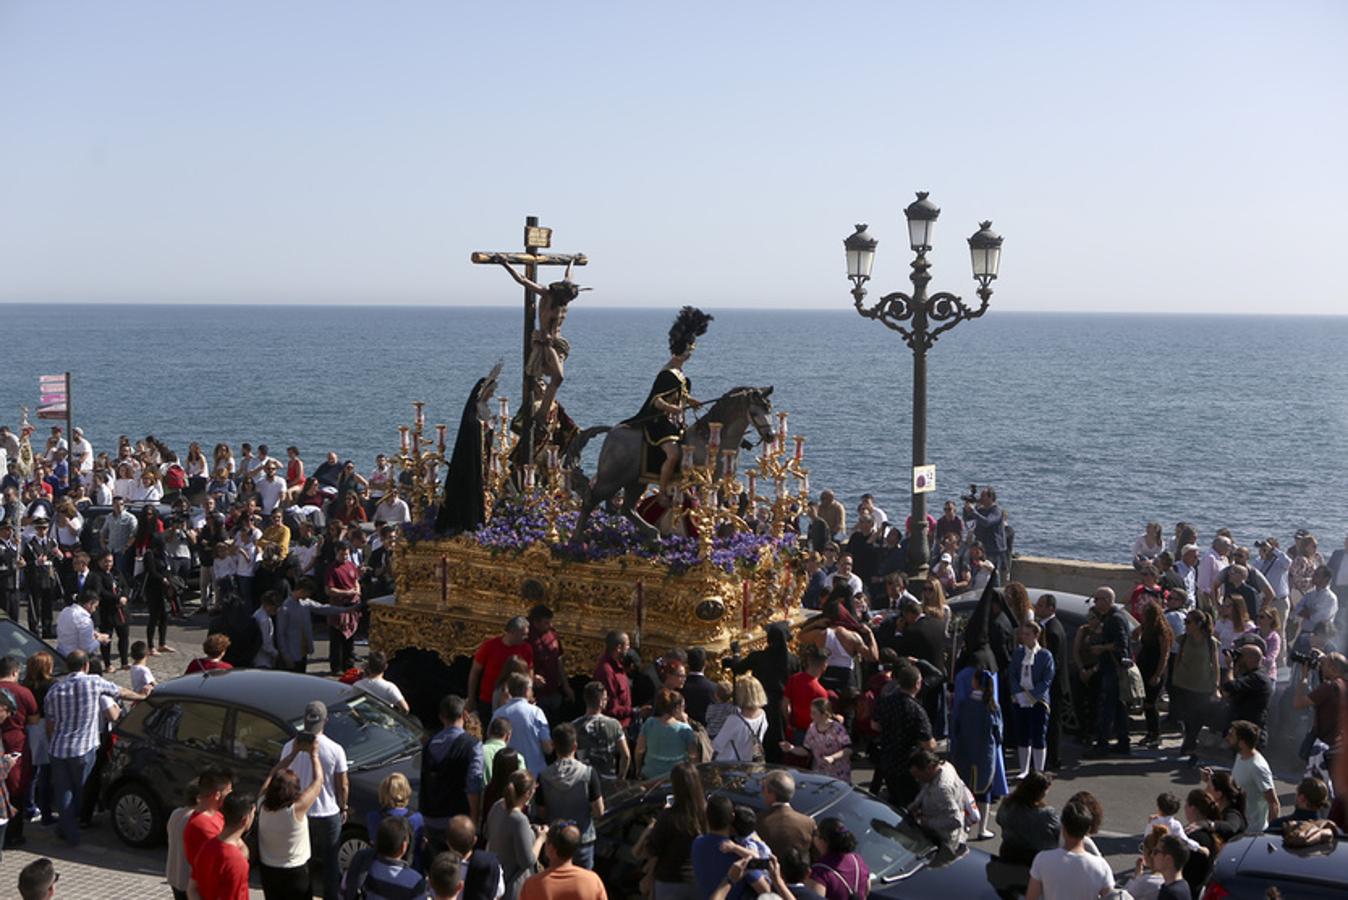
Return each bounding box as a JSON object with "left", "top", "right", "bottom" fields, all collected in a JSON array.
[{"left": 843, "top": 193, "right": 1003, "bottom": 576}]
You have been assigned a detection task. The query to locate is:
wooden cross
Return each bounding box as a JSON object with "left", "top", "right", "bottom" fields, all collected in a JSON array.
[{"left": 470, "top": 216, "right": 588, "bottom": 468}]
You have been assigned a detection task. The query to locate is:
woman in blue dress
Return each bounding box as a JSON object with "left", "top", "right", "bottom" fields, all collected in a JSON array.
[{"left": 950, "top": 646, "right": 1008, "bottom": 841}]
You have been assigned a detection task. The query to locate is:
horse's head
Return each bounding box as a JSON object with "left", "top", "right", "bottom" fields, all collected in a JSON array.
[{"left": 745, "top": 386, "right": 775, "bottom": 446}]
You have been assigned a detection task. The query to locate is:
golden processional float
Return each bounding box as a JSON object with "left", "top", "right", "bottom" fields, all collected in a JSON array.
[
  {"left": 369, "top": 395, "right": 814, "bottom": 675},
  {"left": 366, "top": 216, "right": 811, "bottom": 675}
]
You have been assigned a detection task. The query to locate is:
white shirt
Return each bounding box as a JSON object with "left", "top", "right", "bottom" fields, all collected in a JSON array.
[
  {"left": 712, "top": 709, "right": 766, "bottom": 763},
  {"left": 374, "top": 497, "right": 411, "bottom": 525},
  {"left": 1028, "top": 847, "right": 1114, "bottom": 899},
  {"left": 354, "top": 677, "right": 407, "bottom": 710},
  {"left": 72, "top": 437, "right": 94, "bottom": 473},
  {"left": 282, "top": 732, "right": 349, "bottom": 818},
  {"left": 1198, "top": 549, "right": 1229, "bottom": 594},
  {"left": 56, "top": 603, "right": 99, "bottom": 656},
  {"left": 1298, "top": 587, "right": 1338, "bottom": 632},
  {"left": 130, "top": 663, "right": 156, "bottom": 694},
  {"left": 256, "top": 476, "right": 286, "bottom": 514},
  {"left": 1253, "top": 550, "right": 1291, "bottom": 597},
  {"left": 1232, "top": 751, "right": 1276, "bottom": 832}
]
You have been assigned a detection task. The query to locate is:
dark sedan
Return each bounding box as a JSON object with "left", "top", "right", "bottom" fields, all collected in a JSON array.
[
  {"left": 102, "top": 669, "right": 422, "bottom": 870},
  {"left": 1203, "top": 831, "right": 1348, "bottom": 898},
  {"left": 595, "top": 763, "right": 1017, "bottom": 899},
  {"left": 0, "top": 615, "right": 68, "bottom": 676},
  {"left": 947, "top": 587, "right": 1140, "bottom": 732}
]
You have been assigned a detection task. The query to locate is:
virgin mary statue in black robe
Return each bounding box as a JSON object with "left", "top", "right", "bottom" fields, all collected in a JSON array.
[{"left": 435, "top": 364, "right": 500, "bottom": 535}]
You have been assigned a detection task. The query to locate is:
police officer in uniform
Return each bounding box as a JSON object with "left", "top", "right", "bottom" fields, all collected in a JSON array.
[
  {"left": 25, "top": 516, "right": 62, "bottom": 637},
  {"left": 0, "top": 519, "right": 22, "bottom": 622}
]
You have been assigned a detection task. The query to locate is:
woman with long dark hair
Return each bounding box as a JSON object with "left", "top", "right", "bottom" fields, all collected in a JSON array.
[
  {"left": 635, "top": 762, "right": 708, "bottom": 900},
  {"left": 995, "top": 770, "right": 1060, "bottom": 866},
  {"left": 1203, "top": 769, "right": 1248, "bottom": 839},
  {"left": 486, "top": 769, "right": 545, "bottom": 900},
  {"left": 481, "top": 747, "right": 522, "bottom": 835},
  {"left": 256, "top": 742, "right": 325, "bottom": 899},
  {"left": 1133, "top": 600, "right": 1173, "bottom": 746},
  {"left": 806, "top": 816, "right": 870, "bottom": 900}
]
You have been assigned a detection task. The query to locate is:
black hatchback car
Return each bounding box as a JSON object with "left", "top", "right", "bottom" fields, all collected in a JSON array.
[
  {"left": 102, "top": 669, "right": 423, "bottom": 870},
  {"left": 595, "top": 763, "right": 1019, "bottom": 899}
]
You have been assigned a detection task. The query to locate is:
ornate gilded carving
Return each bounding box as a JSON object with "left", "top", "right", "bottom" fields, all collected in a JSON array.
[{"left": 373, "top": 535, "right": 805, "bottom": 674}]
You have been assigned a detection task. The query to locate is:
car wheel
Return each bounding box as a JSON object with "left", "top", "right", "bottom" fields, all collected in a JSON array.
[
  {"left": 338, "top": 825, "right": 371, "bottom": 874},
  {"left": 111, "top": 781, "right": 165, "bottom": 848}
]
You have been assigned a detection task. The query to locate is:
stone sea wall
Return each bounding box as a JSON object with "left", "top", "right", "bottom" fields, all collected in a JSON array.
[{"left": 1012, "top": 555, "right": 1137, "bottom": 600}]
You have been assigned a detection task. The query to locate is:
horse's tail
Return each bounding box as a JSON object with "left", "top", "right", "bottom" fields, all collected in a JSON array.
[{"left": 565, "top": 425, "right": 611, "bottom": 469}]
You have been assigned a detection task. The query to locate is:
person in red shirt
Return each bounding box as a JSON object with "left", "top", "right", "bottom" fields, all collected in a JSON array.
[
  {"left": 592, "top": 631, "right": 635, "bottom": 729},
  {"left": 0, "top": 656, "right": 39, "bottom": 847},
  {"left": 527, "top": 604, "right": 573, "bottom": 724},
  {"left": 782, "top": 645, "right": 830, "bottom": 747},
  {"left": 325, "top": 542, "right": 363, "bottom": 674},
  {"left": 1129, "top": 565, "right": 1169, "bottom": 621},
  {"left": 467, "top": 616, "right": 534, "bottom": 725},
  {"left": 184, "top": 634, "right": 234, "bottom": 675},
  {"left": 183, "top": 767, "right": 234, "bottom": 884},
  {"left": 191, "top": 791, "right": 255, "bottom": 900}
]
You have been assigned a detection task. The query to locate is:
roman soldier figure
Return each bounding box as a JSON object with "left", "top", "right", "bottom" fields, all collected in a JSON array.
[{"left": 625, "top": 306, "right": 713, "bottom": 498}]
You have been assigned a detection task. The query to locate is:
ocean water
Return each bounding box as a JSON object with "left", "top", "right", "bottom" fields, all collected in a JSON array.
[{"left": 1, "top": 303, "right": 1344, "bottom": 563}]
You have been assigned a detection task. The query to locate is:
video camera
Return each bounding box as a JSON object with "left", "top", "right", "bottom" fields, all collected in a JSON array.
[
  {"left": 1289, "top": 647, "right": 1324, "bottom": 671},
  {"left": 960, "top": 484, "right": 981, "bottom": 505}
]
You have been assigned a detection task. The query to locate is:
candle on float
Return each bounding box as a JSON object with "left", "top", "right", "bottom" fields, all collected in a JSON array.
[
  {"left": 415, "top": 403, "right": 425, "bottom": 431},
  {"left": 777, "top": 412, "right": 788, "bottom": 446},
  {"left": 681, "top": 444, "right": 694, "bottom": 471},
  {"left": 412, "top": 432, "right": 421, "bottom": 456},
  {"left": 774, "top": 477, "right": 785, "bottom": 500},
  {"left": 800, "top": 473, "right": 810, "bottom": 497},
  {"left": 438, "top": 424, "right": 448, "bottom": 452},
  {"left": 794, "top": 435, "right": 804, "bottom": 462},
  {"left": 399, "top": 426, "right": 409, "bottom": 452},
  {"left": 523, "top": 464, "right": 536, "bottom": 491},
  {"left": 708, "top": 422, "right": 722, "bottom": 453},
  {"left": 723, "top": 450, "right": 737, "bottom": 477},
  {"left": 547, "top": 446, "right": 559, "bottom": 471},
  {"left": 499, "top": 397, "right": 509, "bottom": 419},
  {"left": 742, "top": 579, "right": 751, "bottom": 631}
]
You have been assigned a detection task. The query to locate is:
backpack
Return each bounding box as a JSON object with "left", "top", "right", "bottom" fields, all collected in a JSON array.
[
  {"left": 729, "top": 712, "right": 766, "bottom": 763},
  {"left": 164, "top": 464, "right": 188, "bottom": 491}
]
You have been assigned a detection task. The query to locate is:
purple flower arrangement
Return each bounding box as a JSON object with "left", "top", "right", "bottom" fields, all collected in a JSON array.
[{"left": 409, "top": 502, "right": 796, "bottom": 575}]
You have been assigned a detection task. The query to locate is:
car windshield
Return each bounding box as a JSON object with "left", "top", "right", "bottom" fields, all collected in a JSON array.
[
  {"left": 294, "top": 693, "right": 421, "bottom": 768},
  {"left": 0, "top": 621, "right": 67, "bottom": 675},
  {"left": 815, "top": 788, "right": 934, "bottom": 882}
]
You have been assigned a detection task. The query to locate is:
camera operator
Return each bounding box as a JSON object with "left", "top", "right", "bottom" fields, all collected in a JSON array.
[
  {"left": 962, "top": 487, "right": 1008, "bottom": 584},
  {"left": 1220, "top": 643, "right": 1273, "bottom": 747},
  {"left": 1293, "top": 651, "right": 1345, "bottom": 762}
]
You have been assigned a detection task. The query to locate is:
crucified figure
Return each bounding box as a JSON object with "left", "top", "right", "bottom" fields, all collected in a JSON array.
[{"left": 493, "top": 255, "right": 589, "bottom": 435}]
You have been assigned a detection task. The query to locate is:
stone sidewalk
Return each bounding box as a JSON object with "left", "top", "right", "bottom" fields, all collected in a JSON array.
[{"left": 3, "top": 608, "right": 339, "bottom": 898}]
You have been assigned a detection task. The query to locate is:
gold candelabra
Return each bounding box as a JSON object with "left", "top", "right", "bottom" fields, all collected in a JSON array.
[
  {"left": 393, "top": 401, "right": 449, "bottom": 514},
  {"left": 744, "top": 412, "right": 809, "bottom": 539},
  {"left": 481, "top": 396, "right": 520, "bottom": 523}
]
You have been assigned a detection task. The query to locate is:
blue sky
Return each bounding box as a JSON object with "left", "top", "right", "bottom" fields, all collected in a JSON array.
[{"left": 1, "top": 1, "right": 1344, "bottom": 312}]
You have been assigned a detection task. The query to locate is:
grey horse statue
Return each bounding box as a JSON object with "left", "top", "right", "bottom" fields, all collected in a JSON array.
[{"left": 569, "top": 386, "right": 776, "bottom": 537}]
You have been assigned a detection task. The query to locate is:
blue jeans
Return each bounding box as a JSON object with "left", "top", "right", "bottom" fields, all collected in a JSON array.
[
  {"left": 51, "top": 748, "right": 98, "bottom": 845},
  {"left": 308, "top": 813, "right": 342, "bottom": 900},
  {"left": 1094, "top": 666, "right": 1129, "bottom": 748},
  {"left": 574, "top": 840, "right": 595, "bottom": 870}
]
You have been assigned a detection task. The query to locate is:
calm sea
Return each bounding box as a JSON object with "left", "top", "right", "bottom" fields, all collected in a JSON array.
[{"left": 2, "top": 303, "right": 1344, "bottom": 563}]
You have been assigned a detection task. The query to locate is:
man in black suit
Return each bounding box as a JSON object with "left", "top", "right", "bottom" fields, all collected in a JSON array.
[
  {"left": 86, "top": 550, "right": 131, "bottom": 671},
  {"left": 60, "top": 550, "right": 96, "bottom": 606},
  {"left": 23, "top": 519, "right": 61, "bottom": 638},
  {"left": 1034, "top": 592, "right": 1069, "bottom": 771},
  {"left": 892, "top": 597, "right": 949, "bottom": 738},
  {"left": 679, "top": 646, "right": 718, "bottom": 726}
]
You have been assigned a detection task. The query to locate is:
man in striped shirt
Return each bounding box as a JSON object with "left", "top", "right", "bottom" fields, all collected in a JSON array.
[{"left": 45, "top": 649, "right": 148, "bottom": 845}]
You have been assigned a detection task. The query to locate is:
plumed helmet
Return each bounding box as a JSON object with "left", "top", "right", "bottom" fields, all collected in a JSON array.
[{"left": 668, "top": 306, "right": 713, "bottom": 356}]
